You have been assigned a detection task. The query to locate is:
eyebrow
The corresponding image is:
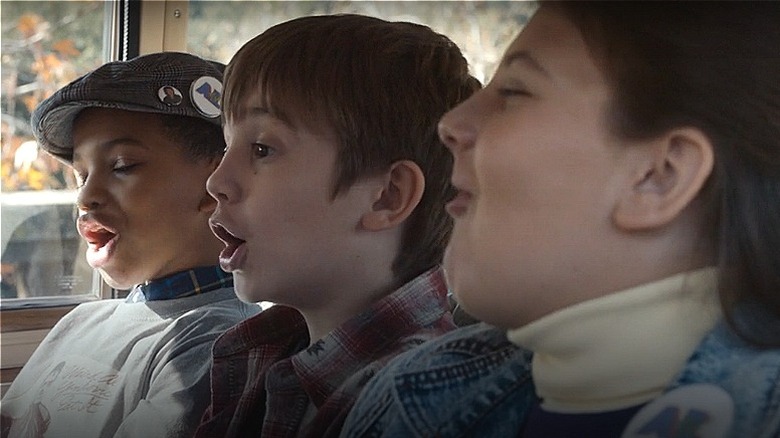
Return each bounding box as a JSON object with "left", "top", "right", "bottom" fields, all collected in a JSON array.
[
  {"left": 72, "top": 137, "right": 148, "bottom": 161},
  {"left": 246, "top": 105, "right": 270, "bottom": 116},
  {"left": 501, "top": 50, "right": 551, "bottom": 78},
  {"left": 243, "top": 105, "right": 294, "bottom": 126}
]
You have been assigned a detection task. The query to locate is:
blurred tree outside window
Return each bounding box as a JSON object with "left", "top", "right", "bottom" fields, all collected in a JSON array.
[
  {"left": 186, "top": 1, "right": 537, "bottom": 85},
  {"left": 1, "top": 1, "right": 106, "bottom": 302}
]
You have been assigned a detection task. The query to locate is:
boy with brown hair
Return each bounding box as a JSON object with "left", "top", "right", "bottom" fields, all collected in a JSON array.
[
  {"left": 1, "top": 52, "right": 259, "bottom": 438},
  {"left": 195, "top": 14, "right": 480, "bottom": 437}
]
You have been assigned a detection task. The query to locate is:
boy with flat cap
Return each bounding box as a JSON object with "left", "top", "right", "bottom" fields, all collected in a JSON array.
[{"left": 0, "top": 52, "right": 259, "bottom": 438}]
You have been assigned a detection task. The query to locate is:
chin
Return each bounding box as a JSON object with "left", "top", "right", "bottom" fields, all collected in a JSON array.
[
  {"left": 446, "top": 270, "right": 509, "bottom": 329},
  {"left": 232, "top": 274, "right": 263, "bottom": 303},
  {"left": 100, "top": 270, "right": 136, "bottom": 291}
]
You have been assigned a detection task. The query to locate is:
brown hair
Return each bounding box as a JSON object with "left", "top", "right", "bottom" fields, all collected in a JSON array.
[
  {"left": 551, "top": 2, "right": 780, "bottom": 346},
  {"left": 223, "top": 14, "right": 481, "bottom": 284}
]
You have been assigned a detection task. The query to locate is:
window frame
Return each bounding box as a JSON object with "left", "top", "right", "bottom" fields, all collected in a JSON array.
[
  {"left": 0, "top": 0, "right": 166, "bottom": 395},
  {"left": 0, "top": 0, "right": 144, "bottom": 307}
]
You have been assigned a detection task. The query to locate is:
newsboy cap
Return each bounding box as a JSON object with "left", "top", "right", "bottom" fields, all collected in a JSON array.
[{"left": 32, "top": 51, "right": 225, "bottom": 163}]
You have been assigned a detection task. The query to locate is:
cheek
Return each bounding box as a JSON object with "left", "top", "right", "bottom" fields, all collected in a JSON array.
[
  {"left": 474, "top": 130, "right": 533, "bottom": 206},
  {"left": 261, "top": 184, "right": 327, "bottom": 228},
  {"left": 161, "top": 183, "right": 201, "bottom": 213},
  {"left": 242, "top": 176, "right": 338, "bottom": 258},
  {"left": 133, "top": 181, "right": 203, "bottom": 234}
]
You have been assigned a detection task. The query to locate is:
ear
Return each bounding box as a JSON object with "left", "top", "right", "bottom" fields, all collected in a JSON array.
[
  {"left": 613, "top": 128, "right": 714, "bottom": 231},
  {"left": 361, "top": 160, "right": 425, "bottom": 231},
  {"left": 198, "top": 157, "right": 221, "bottom": 213}
]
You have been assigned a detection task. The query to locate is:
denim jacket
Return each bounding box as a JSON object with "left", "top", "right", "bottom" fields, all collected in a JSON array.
[{"left": 342, "top": 320, "right": 780, "bottom": 437}]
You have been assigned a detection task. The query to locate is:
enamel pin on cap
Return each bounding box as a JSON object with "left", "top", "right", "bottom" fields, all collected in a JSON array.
[
  {"left": 621, "top": 384, "right": 734, "bottom": 438},
  {"left": 158, "top": 85, "right": 183, "bottom": 106},
  {"left": 190, "top": 75, "right": 222, "bottom": 118}
]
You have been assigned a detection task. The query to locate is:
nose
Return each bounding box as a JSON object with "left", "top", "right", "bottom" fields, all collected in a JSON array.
[
  {"left": 76, "top": 175, "right": 106, "bottom": 212},
  {"left": 206, "top": 148, "right": 241, "bottom": 204},
  {"left": 438, "top": 93, "right": 480, "bottom": 155}
]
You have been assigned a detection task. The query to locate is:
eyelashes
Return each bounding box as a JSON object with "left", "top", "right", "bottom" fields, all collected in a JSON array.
[
  {"left": 73, "top": 160, "right": 140, "bottom": 188},
  {"left": 222, "top": 140, "right": 278, "bottom": 161},
  {"left": 497, "top": 87, "right": 532, "bottom": 98},
  {"left": 252, "top": 142, "right": 275, "bottom": 159},
  {"left": 112, "top": 163, "right": 139, "bottom": 174}
]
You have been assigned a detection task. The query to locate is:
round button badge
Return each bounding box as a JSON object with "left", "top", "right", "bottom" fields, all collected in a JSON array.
[
  {"left": 621, "top": 384, "right": 734, "bottom": 438},
  {"left": 190, "top": 76, "right": 222, "bottom": 118},
  {"left": 158, "top": 85, "right": 183, "bottom": 106}
]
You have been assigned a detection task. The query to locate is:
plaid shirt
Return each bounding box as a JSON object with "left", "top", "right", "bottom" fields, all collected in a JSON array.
[
  {"left": 125, "top": 265, "right": 233, "bottom": 302},
  {"left": 195, "top": 267, "right": 455, "bottom": 438}
]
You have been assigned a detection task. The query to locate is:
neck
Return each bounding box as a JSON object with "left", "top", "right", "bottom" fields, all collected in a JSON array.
[{"left": 507, "top": 267, "right": 719, "bottom": 413}]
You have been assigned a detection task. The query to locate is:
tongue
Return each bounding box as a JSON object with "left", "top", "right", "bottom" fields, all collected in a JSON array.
[
  {"left": 86, "top": 235, "right": 116, "bottom": 269},
  {"left": 85, "top": 229, "right": 115, "bottom": 248},
  {"left": 219, "top": 241, "right": 246, "bottom": 272}
]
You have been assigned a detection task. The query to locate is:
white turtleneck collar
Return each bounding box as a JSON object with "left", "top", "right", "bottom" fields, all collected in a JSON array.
[{"left": 506, "top": 267, "right": 719, "bottom": 413}]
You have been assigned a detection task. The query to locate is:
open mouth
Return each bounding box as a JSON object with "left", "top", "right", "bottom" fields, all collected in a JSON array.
[
  {"left": 77, "top": 216, "right": 118, "bottom": 269},
  {"left": 446, "top": 188, "right": 473, "bottom": 217},
  {"left": 80, "top": 224, "right": 116, "bottom": 248},
  {"left": 210, "top": 221, "right": 247, "bottom": 272}
]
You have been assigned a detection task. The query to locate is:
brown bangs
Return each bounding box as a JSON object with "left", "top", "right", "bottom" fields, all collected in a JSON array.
[{"left": 222, "top": 17, "right": 344, "bottom": 131}]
